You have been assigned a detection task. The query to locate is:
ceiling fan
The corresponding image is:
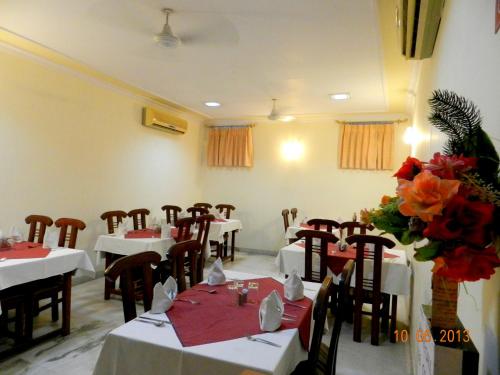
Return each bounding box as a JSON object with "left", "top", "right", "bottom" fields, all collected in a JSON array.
[
  {"left": 155, "top": 8, "right": 180, "bottom": 47},
  {"left": 268, "top": 99, "right": 295, "bottom": 122}
]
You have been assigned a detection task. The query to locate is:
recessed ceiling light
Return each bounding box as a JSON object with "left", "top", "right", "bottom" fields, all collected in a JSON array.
[
  {"left": 204, "top": 101, "right": 221, "bottom": 107},
  {"left": 330, "top": 93, "right": 351, "bottom": 101}
]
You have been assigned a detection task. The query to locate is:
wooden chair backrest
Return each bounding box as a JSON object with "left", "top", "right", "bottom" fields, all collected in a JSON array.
[
  {"left": 195, "top": 214, "right": 214, "bottom": 282},
  {"left": 215, "top": 204, "right": 235, "bottom": 219},
  {"left": 306, "top": 218, "right": 340, "bottom": 233},
  {"left": 127, "top": 208, "right": 150, "bottom": 230},
  {"left": 193, "top": 202, "right": 213, "bottom": 210},
  {"left": 290, "top": 208, "right": 298, "bottom": 221},
  {"left": 25, "top": 215, "right": 53, "bottom": 243},
  {"left": 169, "top": 240, "right": 201, "bottom": 292},
  {"left": 339, "top": 221, "right": 374, "bottom": 237},
  {"left": 161, "top": 205, "right": 182, "bottom": 225},
  {"left": 308, "top": 276, "right": 333, "bottom": 366},
  {"left": 187, "top": 206, "right": 209, "bottom": 219},
  {"left": 104, "top": 251, "right": 161, "bottom": 322},
  {"left": 325, "top": 260, "right": 355, "bottom": 375},
  {"left": 281, "top": 209, "right": 290, "bottom": 231},
  {"left": 175, "top": 217, "right": 195, "bottom": 242},
  {"left": 55, "top": 218, "right": 86, "bottom": 249},
  {"left": 295, "top": 229, "right": 339, "bottom": 282},
  {"left": 100, "top": 210, "right": 127, "bottom": 234}
]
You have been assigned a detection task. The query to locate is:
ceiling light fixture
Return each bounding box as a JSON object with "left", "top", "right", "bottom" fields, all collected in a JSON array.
[
  {"left": 330, "top": 93, "right": 351, "bottom": 101},
  {"left": 155, "top": 8, "right": 180, "bottom": 48},
  {"left": 204, "top": 101, "right": 221, "bottom": 107}
]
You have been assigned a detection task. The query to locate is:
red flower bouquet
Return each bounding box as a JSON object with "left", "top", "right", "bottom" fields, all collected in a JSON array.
[{"left": 362, "top": 91, "right": 500, "bottom": 282}]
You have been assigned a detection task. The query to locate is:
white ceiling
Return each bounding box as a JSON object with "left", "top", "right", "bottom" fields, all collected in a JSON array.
[{"left": 0, "top": 0, "right": 389, "bottom": 118}]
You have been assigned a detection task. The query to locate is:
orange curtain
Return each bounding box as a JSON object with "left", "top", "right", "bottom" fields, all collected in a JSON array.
[
  {"left": 338, "top": 123, "right": 394, "bottom": 170},
  {"left": 207, "top": 127, "right": 254, "bottom": 167}
]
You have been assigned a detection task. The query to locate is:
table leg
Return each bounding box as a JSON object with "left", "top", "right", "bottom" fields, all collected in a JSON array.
[
  {"left": 62, "top": 272, "right": 72, "bottom": 336},
  {"left": 223, "top": 233, "right": 228, "bottom": 258},
  {"left": 390, "top": 295, "right": 398, "bottom": 343},
  {"left": 230, "top": 230, "right": 236, "bottom": 261},
  {"left": 104, "top": 252, "right": 112, "bottom": 300}
]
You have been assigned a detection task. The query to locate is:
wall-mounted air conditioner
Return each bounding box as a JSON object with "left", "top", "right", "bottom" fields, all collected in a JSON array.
[
  {"left": 142, "top": 107, "right": 188, "bottom": 134},
  {"left": 397, "top": 0, "right": 445, "bottom": 60}
]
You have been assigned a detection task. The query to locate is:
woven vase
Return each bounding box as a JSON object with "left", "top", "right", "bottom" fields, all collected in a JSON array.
[{"left": 431, "top": 274, "right": 458, "bottom": 329}]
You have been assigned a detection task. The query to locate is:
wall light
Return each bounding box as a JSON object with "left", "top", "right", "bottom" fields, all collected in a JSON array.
[
  {"left": 403, "top": 126, "right": 423, "bottom": 145},
  {"left": 282, "top": 140, "right": 304, "bottom": 161}
]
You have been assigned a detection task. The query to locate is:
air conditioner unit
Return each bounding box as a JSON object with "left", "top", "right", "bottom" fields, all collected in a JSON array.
[
  {"left": 397, "top": 0, "right": 445, "bottom": 60},
  {"left": 142, "top": 107, "right": 188, "bottom": 134}
]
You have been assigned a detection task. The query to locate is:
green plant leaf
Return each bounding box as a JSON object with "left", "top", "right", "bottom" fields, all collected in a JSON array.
[{"left": 414, "top": 242, "right": 441, "bottom": 261}]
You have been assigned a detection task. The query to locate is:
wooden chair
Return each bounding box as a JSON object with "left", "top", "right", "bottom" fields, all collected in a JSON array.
[
  {"left": 100, "top": 210, "right": 127, "bottom": 234},
  {"left": 215, "top": 204, "right": 235, "bottom": 219},
  {"left": 281, "top": 209, "right": 290, "bottom": 232},
  {"left": 34, "top": 218, "right": 86, "bottom": 322},
  {"left": 161, "top": 205, "right": 182, "bottom": 225},
  {"left": 25, "top": 215, "right": 53, "bottom": 243},
  {"left": 339, "top": 221, "right": 374, "bottom": 237},
  {"left": 292, "top": 261, "right": 354, "bottom": 375},
  {"left": 194, "top": 214, "right": 214, "bottom": 283},
  {"left": 168, "top": 240, "right": 201, "bottom": 293},
  {"left": 307, "top": 218, "right": 340, "bottom": 233},
  {"left": 174, "top": 217, "right": 195, "bottom": 242},
  {"left": 290, "top": 208, "right": 298, "bottom": 221},
  {"left": 345, "top": 234, "right": 396, "bottom": 345},
  {"left": 127, "top": 208, "right": 150, "bottom": 230},
  {"left": 0, "top": 285, "right": 27, "bottom": 345},
  {"left": 193, "top": 202, "right": 213, "bottom": 210},
  {"left": 104, "top": 251, "right": 161, "bottom": 323},
  {"left": 186, "top": 206, "right": 209, "bottom": 219},
  {"left": 296, "top": 230, "right": 339, "bottom": 283}
]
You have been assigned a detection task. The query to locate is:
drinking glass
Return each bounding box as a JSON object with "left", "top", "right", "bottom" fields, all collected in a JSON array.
[{"left": 247, "top": 281, "right": 260, "bottom": 304}]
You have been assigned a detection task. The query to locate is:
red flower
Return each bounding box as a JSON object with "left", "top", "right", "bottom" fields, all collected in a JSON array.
[
  {"left": 432, "top": 246, "right": 500, "bottom": 282},
  {"left": 423, "top": 194, "right": 494, "bottom": 247},
  {"left": 425, "top": 152, "right": 477, "bottom": 179},
  {"left": 394, "top": 157, "right": 423, "bottom": 180}
]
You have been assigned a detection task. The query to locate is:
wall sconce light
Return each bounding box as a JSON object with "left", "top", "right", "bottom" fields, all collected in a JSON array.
[
  {"left": 403, "top": 126, "right": 423, "bottom": 145},
  {"left": 282, "top": 140, "right": 304, "bottom": 161}
]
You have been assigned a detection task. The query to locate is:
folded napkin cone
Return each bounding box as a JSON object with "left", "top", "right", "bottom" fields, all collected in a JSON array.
[
  {"left": 259, "top": 290, "right": 284, "bottom": 332},
  {"left": 284, "top": 269, "right": 304, "bottom": 301},
  {"left": 43, "top": 228, "right": 59, "bottom": 249},
  {"left": 207, "top": 257, "right": 226, "bottom": 285},
  {"left": 151, "top": 276, "right": 177, "bottom": 313},
  {"left": 161, "top": 223, "right": 172, "bottom": 239}
]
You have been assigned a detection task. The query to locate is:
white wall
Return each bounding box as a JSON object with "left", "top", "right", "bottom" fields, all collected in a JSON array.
[
  {"left": 411, "top": 1, "right": 500, "bottom": 374},
  {"left": 0, "top": 46, "right": 205, "bottom": 269},
  {"left": 200, "top": 118, "right": 410, "bottom": 252}
]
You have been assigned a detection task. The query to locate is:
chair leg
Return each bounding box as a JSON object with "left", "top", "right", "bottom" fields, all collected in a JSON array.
[
  {"left": 51, "top": 292, "right": 59, "bottom": 322},
  {"left": 25, "top": 294, "right": 34, "bottom": 341},
  {"left": 104, "top": 252, "right": 112, "bottom": 300},
  {"left": 14, "top": 301, "right": 24, "bottom": 344},
  {"left": 390, "top": 295, "right": 398, "bottom": 343},
  {"left": 381, "top": 294, "right": 390, "bottom": 334},
  {"left": 353, "top": 299, "right": 362, "bottom": 342},
  {"left": 61, "top": 273, "right": 72, "bottom": 336},
  {"left": 371, "top": 294, "right": 381, "bottom": 346},
  {"left": 330, "top": 284, "right": 339, "bottom": 314},
  {"left": 230, "top": 230, "right": 236, "bottom": 261}
]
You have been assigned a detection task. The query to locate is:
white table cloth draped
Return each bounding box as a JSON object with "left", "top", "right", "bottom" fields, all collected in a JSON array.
[
  {"left": 275, "top": 241, "right": 411, "bottom": 296},
  {"left": 208, "top": 219, "right": 242, "bottom": 242},
  {"left": 93, "top": 270, "right": 320, "bottom": 375},
  {"left": 285, "top": 225, "right": 338, "bottom": 240},
  {"left": 0, "top": 248, "right": 95, "bottom": 315}
]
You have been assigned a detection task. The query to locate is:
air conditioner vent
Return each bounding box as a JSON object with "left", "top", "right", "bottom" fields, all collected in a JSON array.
[{"left": 142, "top": 107, "right": 188, "bottom": 134}]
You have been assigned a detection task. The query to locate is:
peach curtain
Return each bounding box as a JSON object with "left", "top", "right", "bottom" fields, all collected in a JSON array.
[
  {"left": 207, "top": 127, "right": 254, "bottom": 167},
  {"left": 338, "top": 123, "right": 394, "bottom": 170}
]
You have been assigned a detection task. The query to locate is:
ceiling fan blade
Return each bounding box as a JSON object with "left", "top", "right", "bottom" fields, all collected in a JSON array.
[{"left": 175, "top": 14, "right": 239, "bottom": 46}]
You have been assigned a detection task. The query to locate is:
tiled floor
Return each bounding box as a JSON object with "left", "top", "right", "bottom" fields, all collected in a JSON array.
[{"left": 0, "top": 252, "right": 412, "bottom": 375}]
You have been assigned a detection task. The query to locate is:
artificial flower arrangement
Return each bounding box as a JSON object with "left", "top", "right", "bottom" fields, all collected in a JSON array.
[{"left": 361, "top": 90, "right": 500, "bottom": 282}]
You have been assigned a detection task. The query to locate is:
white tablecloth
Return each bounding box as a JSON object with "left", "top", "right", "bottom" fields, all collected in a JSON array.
[
  {"left": 275, "top": 241, "right": 411, "bottom": 296},
  {"left": 208, "top": 219, "right": 242, "bottom": 243},
  {"left": 0, "top": 248, "right": 95, "bottom": 315},
  {"left": 94, "top": 235, "right": 176, "bottom": 265},
  {"left": 93, "top": 270, "right": 321, "bottom": 375},
  {"left": 285, "top": 225, "right": 339, "bottom": 240}
]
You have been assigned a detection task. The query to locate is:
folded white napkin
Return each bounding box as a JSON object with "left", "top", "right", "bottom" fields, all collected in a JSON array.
[
  {"left": 9, "top": 226, "right": 23, "bottom": 242},
  {"left": 178, "top": 210, "right": 188, "bottom": 219},
  {"left": 284, "top": 269, "right": 304, "bottom": 301},
  {"left": 207, "top": 257, "right": 226, "bottom": 285},
  {"left": 292, "top": 217, "right": 301, "bottom": 227},
  {"left": 151, "top": 276, "right": 177, "bottom": 314},
  {"left": 259, "top": 290, "right": 284, "bottom": 332},
  {"left": 209, "top": 209, "right": 223, "bottom": 220},
  {"left": 43, "top": 228, "right": 59, "bottom": 249},
  {"left": 125, "top": 218, "right": 134, "bottom": 231},
  {"left": 161, "top": 223, "right": 172, "bottom": 239}
]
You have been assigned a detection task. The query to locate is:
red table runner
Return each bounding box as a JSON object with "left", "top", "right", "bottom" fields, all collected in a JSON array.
[
  {"left": 295, "top": 242, "right": 399, "bottom": 275},
  {"left": 213, "top": 218, "right": 228, "bottom": 223},
  {"left": 299, "top": 223, "right": 328, "bottom": 230},
  {"left": 167, "top": 277, "right": 313, "bottom": 350},
  {"left": 0, "top": 242, "right": 51, "bottom": 259},
  {"left": 125, "top": 229, "right": 161, "bottom": 239}
]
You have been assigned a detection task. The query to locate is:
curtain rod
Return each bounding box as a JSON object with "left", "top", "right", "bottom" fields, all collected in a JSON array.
[
  {"left": 336, "top": 118, "right": 408, "bottom": 125},
  {"left": 206, "top": 124, "right": 255, "bottom": 128}
]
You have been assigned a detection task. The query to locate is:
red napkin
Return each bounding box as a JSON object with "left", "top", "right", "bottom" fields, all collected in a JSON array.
[
  {"left": 0, "top": 242, "right": 51, "bottom": 259},
  {"left": 167, "top": 278, "right": 312, "bottom": 350},
  {"left": 125, "top": 229, "right": 161, "bottom": 239}
]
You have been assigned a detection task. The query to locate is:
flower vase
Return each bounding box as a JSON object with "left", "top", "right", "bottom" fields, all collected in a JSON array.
[{"left": 431, "top": 274, "right": 458, "bottom": 329}]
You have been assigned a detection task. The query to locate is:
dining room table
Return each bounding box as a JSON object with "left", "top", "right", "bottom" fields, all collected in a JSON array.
[
  {"left": 0, "top": 241, "right": 95, "bottom": 357},
  {"left": 93, "top": 270, "right": 321, "bottom": 375},
  {"left": 208, "top": 218, "right": 242, "bottom": 260},
  {"left": 275, "top": 239, "right": 411, "bottom": 296}
]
